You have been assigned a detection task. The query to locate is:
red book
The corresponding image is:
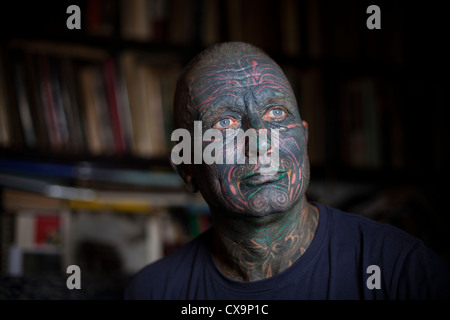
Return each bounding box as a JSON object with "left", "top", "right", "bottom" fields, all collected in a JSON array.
[
  {"left": 34, "top": 214, "right": 60, "bottom": 245},
  {"left": 103, "top": 58, "right": 126, "bottom": 154}
]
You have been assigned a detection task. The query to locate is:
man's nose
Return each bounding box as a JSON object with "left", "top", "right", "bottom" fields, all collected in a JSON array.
[
  {"left": 244, "top": 112, "right": 263, "bottom": 130},
  {"left": 242, "top": 110, "right": 272, "bottom": 158},
  {"left": 244, "top": 128, "right": 272, "bottom": 159}
]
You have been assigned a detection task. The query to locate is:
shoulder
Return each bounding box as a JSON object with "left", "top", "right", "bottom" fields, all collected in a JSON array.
[
  {"left": 124, "top": 229, "right": 213, "bottom": 300},
  {"left": 317, "top": 202, "right": 450, "bottom": 299},
  {"left": 316, "top": 202, "right": 428, "bottom": 276},
  {"left": 321, "top": 203, "right": 428, "bottom": 264},
  {"left": 319, "top": 202, "right": 422, "bottom": 248}
]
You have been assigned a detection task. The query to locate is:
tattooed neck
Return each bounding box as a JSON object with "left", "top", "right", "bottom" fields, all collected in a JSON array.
[{"left": 212, "top": 196, "right": 319, "bottom": 282}]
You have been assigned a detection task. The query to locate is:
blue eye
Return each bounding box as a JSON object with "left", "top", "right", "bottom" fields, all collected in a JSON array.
[
  {"left": 214, "top": 117, "right": 239, "bottom": 129},
  {"left": 219, "top": 119, "right": 230, "bottom": 127},
  {"left": 272, "top": 109, "right": 283, "bottom": 116},
  {"left": 263, "top": 107, "right": 286, "bottom": 121}
]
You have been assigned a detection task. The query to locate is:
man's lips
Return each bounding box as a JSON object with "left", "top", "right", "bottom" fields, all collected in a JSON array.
[{"left": 240, "top": 169, "right": 287, "bottom": 186}]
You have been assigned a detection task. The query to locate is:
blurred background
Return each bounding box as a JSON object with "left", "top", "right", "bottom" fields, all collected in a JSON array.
[{"left": 0, "top": 0, "right": 449, "bottom": 299}]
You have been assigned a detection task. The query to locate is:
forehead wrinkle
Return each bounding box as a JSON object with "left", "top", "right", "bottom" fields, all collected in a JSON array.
[
  {"left": 190, "top": 66, "right": 284, "bottom": 96},
  {"left": 189, "top": 55, "right": 285, "bottom": 90},
  {"left": 191, "top": 56, "right": 278, "bottom": 82},
  {"left": 189, "top": 81, "right": 238, "bottom": 101},
  {"left": 189, "top": 79, "right": 293, "bottom": 115},
  {"left": 199, "top": 100, "right": 243, "bottom": 122},
  {"left": 188, "top": 84, "right": 242, "bottom": 116},
  {"left": 186, "top": 55, "right": 294, "bottom": 118},
  {"left": 190, "top": 67, "right": 261, "bottom": 91}
]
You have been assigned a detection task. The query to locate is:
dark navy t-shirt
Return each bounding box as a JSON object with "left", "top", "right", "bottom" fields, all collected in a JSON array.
[{"left": 124, "top": 202, "right": 450, "bottom": 299}]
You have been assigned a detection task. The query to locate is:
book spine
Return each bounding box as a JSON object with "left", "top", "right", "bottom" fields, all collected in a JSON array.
[
  {"left": 38, "top": 54, "right": 62, "bottom": 150},
  {"left": 0, "top": 50, "right": 12, "bottom": 148},
  {"left": 49, "top": 57, "right": 70, "bottom": 149},
  {"left": 12, "top": 57, "right": 36, "bottom": 148},
  {"left": 103, "top": 57, "right": 126, "bottom": 154}
]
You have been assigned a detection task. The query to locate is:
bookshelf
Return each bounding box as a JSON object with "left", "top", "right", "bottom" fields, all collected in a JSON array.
[{"left": 1, "top": 0, "right": 449, "bottom": 298}]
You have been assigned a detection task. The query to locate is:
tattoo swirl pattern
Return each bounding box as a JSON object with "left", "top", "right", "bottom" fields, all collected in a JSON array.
[
  {"left": 231, "top": 165, "right": 248, "bottom": 181},
  {"left": 272, "top": 189, "right": 289, "bottom": 211},
  {"left": 249, "top": 193, "right": 269, "bottom": 213},
  {"left": 280, "top": 157, "right": 294, "bottom": 172}
]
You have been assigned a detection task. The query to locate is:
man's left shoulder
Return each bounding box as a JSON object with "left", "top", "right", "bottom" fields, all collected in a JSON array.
[
  {"left": 320, "top": 203, "right": 435, "bottom": 268},
  {"left": 317, "top": 203, "right": 450, "bottom": 298},
  {"left": 325, "top": 204, "right": 422, "bottom": 246}
]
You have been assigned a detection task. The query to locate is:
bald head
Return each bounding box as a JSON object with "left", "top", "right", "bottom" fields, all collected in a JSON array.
[{"left": 173, "top": 42, "right": 296, "bottom": 131}]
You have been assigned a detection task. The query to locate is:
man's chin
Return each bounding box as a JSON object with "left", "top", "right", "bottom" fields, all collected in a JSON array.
[
  {"left": 232, "top": 188, "right": 297, "bottom": 218},
  {"left": 205, "top": 177, "right": 300, "bottom": 217},
  {"left": 248, "top": 182, "right": 292, "bottom": 210},
  {"left": 239, "top": 209, "right": 282, "bottom": 218}
]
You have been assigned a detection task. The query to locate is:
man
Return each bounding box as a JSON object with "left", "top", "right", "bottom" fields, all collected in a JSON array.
[{"left": 125, "top": 42, "right": 450, "bottom": 299}]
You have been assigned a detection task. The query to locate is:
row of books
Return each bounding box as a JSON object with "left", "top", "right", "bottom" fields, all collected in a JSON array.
[
  {"left": 0, "top": 43, "right": 405, "bottom": 169},
  {"left": 282, "top": 65, "right": 406, "bottom": 170},
  {"left": 1, "top": 0, "right": 405, "bottom": 63},
  {"left": 114, "top": 0, "right": 404, "bottom": 61},
  {"left": 84, "top": 0, "right": 221, "bottom": 47},
  {"left": 1, "top": 188, "right": 210, "bottom": 276},
  {"left": 0, "top": 41, "right": 181, "bottom": 158},
  {"left": 85, "top": 0, "right": 298, "bottom": 56}
]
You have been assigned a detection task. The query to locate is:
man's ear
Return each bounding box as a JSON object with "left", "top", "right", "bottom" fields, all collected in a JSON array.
[
  {"left": 170, "top": 158, "right": 198, "bottom": 193},
  {"left": 302, "top": 120, "right": 309, "bottom": 143}
]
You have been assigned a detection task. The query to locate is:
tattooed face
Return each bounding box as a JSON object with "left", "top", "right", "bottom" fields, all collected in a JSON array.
[{"left": 185, "top": 54, "right": 310, "bottom": 217}]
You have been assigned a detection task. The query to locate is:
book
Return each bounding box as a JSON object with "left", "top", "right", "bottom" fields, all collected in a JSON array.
[
  {"left": 0, "top": 49, "right": 11, "bottom": 148},
  {"left": 24, "top": 52, "right": 50, "bottom": 151},
  {"left": 201, "top": 0, "right": 221, "bottom": 46},
  {"left": 1, "top": 189, "right": 65, "bottom": 212},
  {"left": 37, "top": 54, "right": 64, "bottom": 150},
  {"left": 78, "top": 63, "right": 115, "bottom": 155},
  {"left": 78, "top": 65, "right": 104, "bottom": 155},
  {"left": 14, "top": 210, "right": 62, "bottom": 249},
  {"left": 144, "top": 66, "right": 167, "bottom": 156},
  {"left": 0, "top": 211, "right": 14, "bottom": 274},
  {"left": 48, "top": 56, "right": 71, "bottom": 150},
  {"left": 5, "top": 207, "right": 69, "bottom": 276},
  {"left": 0, "top": 160, "right": 184, "bottom": 189},
  {"left": 152, "top": 0, "right": 169, "bottom": 42},
  {"left": 58, "top": 57, "right": 86, "bottom": 153},
  {"left": 11, "top": 54, "right": 37, "bottom": 149},
  {"left": 1, "top": 50, "right": 26, "bottom": 149},
  {"left": 120, "top": 51, "right": 155, "bottom": 156},
  {"left": 86, "top": 0, "right": 117, "bottom": 37},
  {"left": 103, "top": 57, "right": 127, "bottom": 154},
  {"left": 115, "top": 56, "right": 136, "bottom": 154},
  {"left": 120, "top": 0, "right": 149, "bottom": 40},
  {"left": 168, "top": 0, "right": 196, "bottom": 45},
  {"left": 120, "top": 51, "right": 181, "bottom": 158}
]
